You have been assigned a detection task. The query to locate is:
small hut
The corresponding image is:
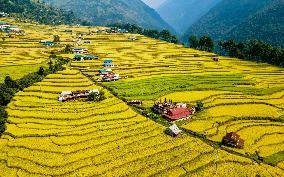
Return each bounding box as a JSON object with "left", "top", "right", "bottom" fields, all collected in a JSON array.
[
  {"left": 165, "top": 124, "right": 182, "bottom": 137},
  {"left": 222, "top": 132, "right": 244, "bottom": 148},
  {"left": 213, "top": 57, "right": 219, "bottom": 62}
]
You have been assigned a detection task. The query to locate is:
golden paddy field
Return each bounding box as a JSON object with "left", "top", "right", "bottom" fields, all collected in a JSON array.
[{"left": 0, "top": 17, "right": 284, "bottom": 176}]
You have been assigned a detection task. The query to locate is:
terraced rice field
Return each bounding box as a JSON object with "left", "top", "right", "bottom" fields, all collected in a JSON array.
[
  {"left": 69, "top": 32, "right": 284, "bottom": 170},
  {"left": 0, "top": 18, "right": 284, "bottom": 176},
  {"left": 0, "top": 17, "right": 97, "bottom": 82},
  {"left": 0, "top": 70, "right": 283, "bottom": 176}
]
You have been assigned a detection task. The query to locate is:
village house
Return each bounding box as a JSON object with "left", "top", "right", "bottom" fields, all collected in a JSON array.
[
  {"left": 96, "top": 69, "right": 120, "bottom": 82},
  {"left": 222, "top": 132, "right": 244, "bottom": 148},
  {"left": 163, "top": 108, "right": 192, "bottom": 121},
  {"left": 0, "top": 22, "right": 9, "bottom": 29},
  {"left": 165, "top": 124, "right": 182, "bottom": 137},
  {"left": 103, "top": 59, "right": 115, "bottom": 67},
  {"left": 97, "top": 70, "right": 111, "bottom": 76},
  {"left": 73, "top": 48, "right": 88, "bottom": 54},
  {"left": 213, "top": 57, "right": 219, "bottom": 62},
  {"left": 153, "top": 99, "right": 195, "bottom": 121},
  {"left": 101, "top": 73, "right": 120, "bottom": 82},
  {"left": 39, "top": 40, "right": 54, "bottom": 46},
  {"left": 73, "top": 55, "right": 85, "bottom": 61},
  {"left": 43, "top": 41, "right": 55, "bottom": 46},
  {"left": 9, "top": 26, "right": 21, "bottom": 33},
  {"left": 0, "top": 12, "right": 9, "bottom": 17},
  {"left": 59, "top": 89, "right": 99, "bottom": 102},
  {"left": 84, "top": 55, "right": 98, "bottom": 60},
  {"left": 128, "top": 100, "right": 143, "bottom": 105},
  {"left": 129, "top": 37, "right": 138, "bottom": 41}
]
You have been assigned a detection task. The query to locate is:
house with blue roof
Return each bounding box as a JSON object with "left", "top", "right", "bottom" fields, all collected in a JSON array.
[
  {"left": 104, "top": 59, "right": 113, "bottom": 63},
  {"left": 43, "top": 41, "right": 55, "bottom": 46},
  {"left": 84, "top": 56, "right": 98, "bottom": 60}
]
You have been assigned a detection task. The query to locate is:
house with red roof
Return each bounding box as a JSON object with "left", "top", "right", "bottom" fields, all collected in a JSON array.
[{"left": 163, "top": 108, "right": 192, "bottom": 121}]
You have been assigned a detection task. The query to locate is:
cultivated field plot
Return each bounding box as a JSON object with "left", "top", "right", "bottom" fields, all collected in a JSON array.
[
  {"left": 1, "top": 69, "right": 280, "bottom": 176},
  {"left": 0, "top": 17, "right": 95, "bottom": 82},
  {"left": 69, "top": 32, "right": 284, "bottom": 170}
]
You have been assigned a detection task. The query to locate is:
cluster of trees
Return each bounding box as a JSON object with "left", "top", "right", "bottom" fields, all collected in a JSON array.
[
  {"left": 188, "top": 35, "right": 214, "bottom": 52},
  {"left": 188, "top": 35, "right": 284, "bottom": 67},
  {"left": 108, "top": 23, "right": 178, "bottom": 44},
  {"left": 0, "top": 0, "right": 79, "bottom": 25},
  {"left": 0, "top": 56, "right": 69, "bottom": 135},
  {"left": 87, "top": 90, "right": 106, "bottom": 102},
  {"left": 218, "top": 39, "right": 284, "bottom": 67}
]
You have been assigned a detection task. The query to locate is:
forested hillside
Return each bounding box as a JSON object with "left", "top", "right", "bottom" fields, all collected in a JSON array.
[
  {"left": 157, "top": 0, "right": 221, "bottom": 34},
  {"left": 43, "top": 0, "right": 174, "bottom": 31},
  {"left": 0, "top": 0, "right": 78, "bottom": 25},
  {"left": 228, "top": 0, "right": 284, "bottom": 47},
  {"left": 183, "top": 0, "right": 284, "bottom": 47}
]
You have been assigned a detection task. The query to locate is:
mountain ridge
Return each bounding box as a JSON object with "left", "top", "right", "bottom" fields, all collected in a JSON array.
[
  {"left": 182, "top": 0, "right": 284, "bottom": 47},
  {"left": 43, "top": 0, "right": 174, "bottom": 32}
]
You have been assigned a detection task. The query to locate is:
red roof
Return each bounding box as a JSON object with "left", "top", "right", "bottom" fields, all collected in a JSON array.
[{"left": 163, "top": 108, "right": 192, "bottom": 121}]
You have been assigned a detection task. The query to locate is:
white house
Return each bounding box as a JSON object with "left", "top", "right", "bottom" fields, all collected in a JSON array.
[{"left": 165, "top": 124, "right": 182, "bottom": 137}]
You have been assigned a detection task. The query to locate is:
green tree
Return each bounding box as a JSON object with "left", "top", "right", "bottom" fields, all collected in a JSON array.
[
  {"left": 37, "top": 66, "right": 45, "bottom": 76},
  {"left": 64, "top": 44, "right": 73, "bottom": 53},
  {"left": 199, "top": 35, "right": 214, "bottom": 52},
  {"left": 53, "top": 35, "right": 60, "bottom": 43},
  {"left": 188, "top": 35, "right": 199, "bottom": 49},
  {"left": 4, "top": 76, "right": 18, "bottom": 88},
  {"left": 196, "top": 101, "right": 204, "bottom": 111},
  {"left": 0, "top": 106, "right": 8, "bottom": 134}
]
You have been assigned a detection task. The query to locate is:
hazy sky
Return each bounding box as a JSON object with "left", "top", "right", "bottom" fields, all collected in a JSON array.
[{"left": 142, "top": 0, "right": 167, "bottom": 9}]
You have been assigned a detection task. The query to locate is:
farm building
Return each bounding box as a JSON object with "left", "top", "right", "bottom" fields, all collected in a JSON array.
[
  {"left": 0, "top": 12, "right": 9, "bottom": 17},
  {"left": 165, "top": 124, "right": 182, "bottom": 137},
  {"left": 42, "top": 41, "right": 55, "bottom": 46},
  {"left": 104, "top": 60, "right": 113, "bottom": 63},
  {"left": 101, "top": 73, "right": 120, "bottom": 82},
  {"left": 103, "top": 60, "right": 115, "bottom": 67},
  {"left": 222, "top": 132, "right": 244, "bottom": 148},
  {"left": 163, "top": 108, "right": 192, "bottom": 121},
  {"left": 153, "top": 99, "right": 195, "bottom": 121},
  {"left": 128, "top": 100, "right": 143, "bottom": 105},
  {"left": 73, "top": 55, "right": 85, "bottom": 61},
  {"left": 59, "top": 89, "right": 99, "bottom": 102},
  {"left": 73, "top": 48, "right": 88, "bottom": 54},
  {"left": 84, "top": 56, "right": 98, "bottom": 60},
  {"left": 9, "top": 26, "right": 20, "bottom": 32},
  {"left": 97, "top": 70, "right": 110, "bottom": 76},
  {"left": 0, "top": 23, "right": 11, "bottom": 29},
  {"left": 129, "top": 37, "right": 138, "bottom": 41},
  {"left": 213, "top": 57, "right": 219, "bottom": 62},
  {"left": 103, "top": 63, "right": 115, "bottom": 67}
]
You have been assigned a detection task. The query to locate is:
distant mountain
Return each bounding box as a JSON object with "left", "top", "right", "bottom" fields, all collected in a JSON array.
[
  {"left": 228, "top": 0, "right": 284, "bottom": 47},
  {"left": 43, "top": 0, "right": 174, "bottom": 31},
  {"left": 142, "top": 0, "right": 167, "bottom": 9},
  {"left": 0, "top": 0, "right": 78, "bottom": 25},
  {"left": 183, "top": 0, "right": 284, "bottom": 47},
  {"left": 157, "top": 0, "right": 222, "bottom": 34}
]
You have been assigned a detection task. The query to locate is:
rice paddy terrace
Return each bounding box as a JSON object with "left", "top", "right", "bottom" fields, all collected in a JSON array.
[{"left": 0, "top": 18, "right": 284, "bottom": 176}]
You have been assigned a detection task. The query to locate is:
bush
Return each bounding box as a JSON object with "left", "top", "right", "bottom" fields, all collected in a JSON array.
[
  {"left": 0, "top": 106, "right": 7, "bottom": 134},
  {"left": 88, "top": 90, "right": 106, "bottom": 102},
  {"left": 196, "top": 101, "right": 204, "bottom": 111}
]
